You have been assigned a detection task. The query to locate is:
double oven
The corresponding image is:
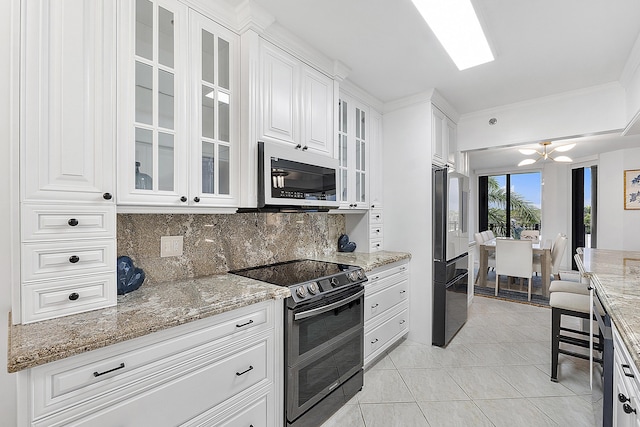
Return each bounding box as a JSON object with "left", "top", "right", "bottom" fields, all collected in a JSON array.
[{"left": 231, "top": 259, "right": 366, "bottom": 427}]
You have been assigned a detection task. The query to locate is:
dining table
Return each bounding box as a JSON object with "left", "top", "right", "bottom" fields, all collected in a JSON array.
[{"left": 478, "top": 237, "right": 553, "bottom": 297}]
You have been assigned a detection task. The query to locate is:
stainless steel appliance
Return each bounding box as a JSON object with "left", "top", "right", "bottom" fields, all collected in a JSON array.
[
  {"left": 433, "top": 166, "right": 470, "bottom": 347},
  {"left": 230, "top": 259, "right": 366, "bottom": 427},
  {"left": 257, "top": 141, "right": 339, "bottom": 211}
]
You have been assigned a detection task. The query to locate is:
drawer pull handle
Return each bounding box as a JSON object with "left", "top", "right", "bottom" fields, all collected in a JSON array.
[
  {"left": 371, "top": 276, "right": 380, "bottom": 281},
  {"left": 400, "top": 320, "right": 406, "bottom": 325},
  {"left": 622, "top": 364, "right": 636, "bottom": 378},
  {"left": 68, "top": 292, "right": 79, "bottom": 301},
  {"left": 400, "top": 290, "right": 407, "bottom": 295},
  {"left": 68, "top": 218, "right": 79, "bottom": 227},
  {"left": 371, "top": 303, "right": 379, "bottom": 308},
  {"left": 69, "top": 255, "right": 80, "bottom": 264},
  {"left": 93, "top": 363, "right": 125, "bottom": 377},
  {"left": 371, "top": 338, "right": 378, "bottom": 344},
  {"left": 236, "top": 365, "right": 253, "bottom": 376},
  {"left": 236, "top": 319, "right": 254, "bottom": 328}
]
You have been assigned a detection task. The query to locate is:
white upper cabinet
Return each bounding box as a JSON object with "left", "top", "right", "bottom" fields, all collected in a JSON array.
[
  {"left": 431, "top": 104, "right": 457, "bottom": 168},
  {"left": 117, "top": 0, "right": 239, "bottom": 208},
  {"left": 337, "top": 94, "right": 369, "bottom": 209},
  {"left": 258, "top": 40, "right": 334, "bottom": 156},
  {"left": 21, "top": 0, "right": 116, "bottom": 204}
]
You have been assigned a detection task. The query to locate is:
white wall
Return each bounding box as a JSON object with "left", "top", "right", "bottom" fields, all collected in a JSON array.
[
  {"left": 1, "top": 0, "right": 18, "bottom": 423},
  {"left": 382, "top": 101, "right": 433, "bottom": 345},
  {"left": 457, "top": 83, "right": 626, "bottom": 151},
  {"left": 540, "top": 163, "right": 572, "bottom": 270},
  {"left": 598, "top": 147, "right": 640, "bottom": 251}
]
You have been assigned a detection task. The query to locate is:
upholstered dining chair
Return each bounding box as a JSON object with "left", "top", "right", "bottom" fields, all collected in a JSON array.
[
  {"left": 495, "top": 239, "right": 534, "bottom": 300},
  {"left": 474, "top": 232, "right": 496, "bottom": 283},
  {"left": 521, "top": 230, "right": 540, "bottom": 242},
  {"left": 533, "top": 233, "right": 568, "bottom": 280}
]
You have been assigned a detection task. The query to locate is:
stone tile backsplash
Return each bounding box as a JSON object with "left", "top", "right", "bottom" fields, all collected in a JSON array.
[{"left": 117, "top": 213, "right": 346, "bottom": 284}]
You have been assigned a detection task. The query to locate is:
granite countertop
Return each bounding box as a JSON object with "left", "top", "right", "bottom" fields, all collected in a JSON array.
[
  {"left": 312, "top": 250, "right": 411, "bottom": 271},
  {"left": 7, "top": 274, "right": 290, "bottom": 373},
  {"left": 7, "top": 251, "right": 410, "bottom": 373},
  {"left": 577, "top": 248, "right": 640, "bottom": 369}
]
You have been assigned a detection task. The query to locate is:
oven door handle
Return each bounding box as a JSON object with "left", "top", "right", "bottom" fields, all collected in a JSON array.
[{"left": 294, "top": 289, "right": 364, "bottom": 321}]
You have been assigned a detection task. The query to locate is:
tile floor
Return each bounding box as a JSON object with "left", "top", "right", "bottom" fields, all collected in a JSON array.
[{"left": 320, "top": 295, "right": 599, "bottom": 427}]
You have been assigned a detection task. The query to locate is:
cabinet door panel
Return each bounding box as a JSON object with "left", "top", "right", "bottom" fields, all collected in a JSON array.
[
  {"left": 302, "top": 67, "right": 333, "bottom": 155},
  {"left": 22, "top": 0, "right": 115, "bottom": 203},
  {"left": 260, "top": 42, "right": 298, "bottom": 145}
]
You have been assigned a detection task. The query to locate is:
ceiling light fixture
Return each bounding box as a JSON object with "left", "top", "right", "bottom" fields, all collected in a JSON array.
[
  {"left": 411, "top": 0, "right": 494, "bottom": 70},
  {"left": 517, "top": 141, "right": 575, "bottom": 166}
]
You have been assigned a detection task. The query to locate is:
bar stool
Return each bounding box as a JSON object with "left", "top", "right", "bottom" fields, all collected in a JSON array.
[{"left": 550, "top": 291, "right": 602, "bottom": 382}]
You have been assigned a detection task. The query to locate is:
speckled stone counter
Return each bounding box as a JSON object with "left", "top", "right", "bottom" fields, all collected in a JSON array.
[
  {"left": 576, "top": 248, "right": 640, "bottom": 370},
  {"left": 7, "top": 274, "right": 290, "bottom": 373},
  {"left": 312, "top": 250, "right": 411, "bottom": 272}
]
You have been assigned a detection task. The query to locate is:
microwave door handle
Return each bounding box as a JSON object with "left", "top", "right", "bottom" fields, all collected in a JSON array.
[{"left": 293, "top": 289, "right": 365, "bottom": 321}]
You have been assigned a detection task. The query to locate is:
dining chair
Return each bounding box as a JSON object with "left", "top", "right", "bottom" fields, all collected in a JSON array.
[
  {"left": 486, "top": 229, "right": 495, "bottom": 240},
  {"left": 494, "top": 239, "right": 534, "bottom": 300},
  {"left": 521, "top": 230, "right": 540, "bottom": 242},
  {"left": 480, "top": 230, "right": 491, "bottom": 242},
  {"left": 533, "top": 233, "right": 568, "bottom": 280},
  {"left": 474, "top": 232, "right": 496, "bottom": 283}
]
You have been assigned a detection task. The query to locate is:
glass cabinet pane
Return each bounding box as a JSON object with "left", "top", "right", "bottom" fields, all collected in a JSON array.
[
  {"left": 202, "top": 142, "right": 215, "bottom": 194},
  {"left": 219, "top": 145, "right": 229, "bottom": 194},
  {"left": 202, "top": 30, "right": 215, "bottom": 85},
  {"left": 341, "top": 100, "right": 348, "bottom": 133},
  {"left": 158, "top": 7, "right": 174, "bottom": 67},
  {"left": 136, "top": 0, "right": 153, "bottom": 60},
  {"left": 219, "top": 93, "right": 230, "bottom": 142},
  {"left": 356, "top": 140, "right": 361, "bottom": 170},
  {"left": 135, "top": 128, "right": 153, "bottom": 190},
  {"left": 158, "top": 70, "right": 174, "bottom": 129},
  {"left": 135, "top": 62, "right": 153, "bottom": 125},
  {"left": 158, "top": 132, "right": 174, "bottom": 191},
  {"left": 218, "top": 39, "right": 229, "bottom": 89},
  {"left": 202, "top": 86, "right": 215, "bottom": 139}
]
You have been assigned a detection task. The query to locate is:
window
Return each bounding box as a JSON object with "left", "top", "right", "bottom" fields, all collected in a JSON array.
[{"left": 479, "top": 172, "right": 541, "bottom": 237}]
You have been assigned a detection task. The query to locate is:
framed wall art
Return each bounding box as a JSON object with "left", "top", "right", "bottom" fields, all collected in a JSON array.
[{"left": 624, "top": 169, "right": 640, "bottom": 210}]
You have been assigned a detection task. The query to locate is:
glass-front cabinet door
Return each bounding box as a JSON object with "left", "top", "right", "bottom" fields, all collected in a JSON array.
[
  {"left": 189, "top": 10, "right": 238, "bottom": 206},
  {"left": 118, "top": 0, "right": 238, "bottom": 207},
  {"left": 337, "top": 94, "right": 369, "bottom": 209}
]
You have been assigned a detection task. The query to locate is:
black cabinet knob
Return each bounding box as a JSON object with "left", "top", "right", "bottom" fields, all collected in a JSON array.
[
  {"left": 302, "top": 145, "right": 308, "bottom": 151},
  {"left": 68, "top": 218, "right": 79, "bottom": 227},
  {"left": 69, "top": 255, "right": 80, "bottom": 264},
  {"left": 371, "top": 204, "right": 375, "bottom": 208},
  {"left": 68, "top": 292, "right": 79, "bottom": 301},
  {"left": 623, "top": 403, "right": 637, "bottom": 414},
  {"left": 295, "top": 144, "right": 302, "bottom": 149},
  {"left": 180, "top": 196, "right": 187, "bottom": 202},
  {"left": 102, "top": 192, "right": 112, "bottom": 200},
  {"left": 193, "top": 196, "right": 200, "bottom": 203}
]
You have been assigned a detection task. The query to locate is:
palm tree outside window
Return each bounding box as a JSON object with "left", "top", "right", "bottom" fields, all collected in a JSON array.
[{"left": 479, "top": 173, "right": 541, "bottom": 237}]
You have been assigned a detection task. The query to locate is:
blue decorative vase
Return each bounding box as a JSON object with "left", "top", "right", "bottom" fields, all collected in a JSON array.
[{"left": 117, "top": 256, "right": 145, "bottom": 295}]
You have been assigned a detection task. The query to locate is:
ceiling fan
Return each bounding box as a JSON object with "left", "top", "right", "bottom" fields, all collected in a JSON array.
[{"left": 517, "top": 141, "right": 575, "bottom": 166}]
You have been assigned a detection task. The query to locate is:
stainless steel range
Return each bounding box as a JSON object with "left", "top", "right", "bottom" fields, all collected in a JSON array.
[{"left": 230, "top": 259, "right": 367, "bottom": 427}]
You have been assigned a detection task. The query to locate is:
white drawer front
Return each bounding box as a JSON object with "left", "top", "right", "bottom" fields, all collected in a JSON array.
[
  {"left": 370, "top": 239, "right": 383, "bottom": 252},
  {"left": 365, "top": 306, "right": 409, "bottom": 363},
  {"left": 22, "top": 274, "right": 117, "bottom": 323},
  {"left": 31, "top": 303, "right": 270, "bottom": 417},
  {"left": 370, "top": 209, "right": 383, "bottom": 225},
  {"left": 367, "top": 263, "right": 409, "bottom": 285},
  {"left": 22, "top": 239, "right": 116, "bottom": 282},
  {"left": 22, "top": 204, "right": 115, "bottom": 241},
  {"left": 36, "top": 338, "right": 270, "bottom": 427},
  {"left": 218, "top": 393, "right": 268, "bottom": 427},
  {"left": 370, "top": 224, "right": 383, "bottom": 239},
  {"left": 365, "top": 278, "right": 408, "bottom": 322}
]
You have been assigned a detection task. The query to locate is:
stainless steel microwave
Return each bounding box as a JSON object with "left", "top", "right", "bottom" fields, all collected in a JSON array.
[{"left": 257, "top": 141, "right": 339, "bottom": 211}]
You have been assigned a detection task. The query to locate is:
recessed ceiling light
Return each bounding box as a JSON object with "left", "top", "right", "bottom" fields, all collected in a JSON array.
[{"left": 411, "top": 0, "right": 494, "bottom": 70}]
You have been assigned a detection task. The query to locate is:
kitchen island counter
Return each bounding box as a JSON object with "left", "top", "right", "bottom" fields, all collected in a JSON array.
[
  {"left": 577, "top": 248, "right": 640, "bottom": 371},
  {"left": 7, "top": 274, "right": 290, "bottom": 373}
]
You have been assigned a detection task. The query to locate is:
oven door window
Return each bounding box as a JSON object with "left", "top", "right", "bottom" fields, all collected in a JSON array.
[
  {"left": 288, "top": 330, "right": 363, "bottom": 420},
  {"left": 289, "top": 293, "right": 363, "bottom": 363}
]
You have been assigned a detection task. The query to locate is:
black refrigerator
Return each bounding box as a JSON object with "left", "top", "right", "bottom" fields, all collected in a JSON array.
[{"left": 432, "top": 166, "right": 469, "bottom": 347}]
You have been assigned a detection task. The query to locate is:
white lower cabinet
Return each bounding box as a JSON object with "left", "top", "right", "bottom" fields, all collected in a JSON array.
[
  {"left": 613, "top": 325, "right": 640, "bottom": 427},
  {"left": 363, "top": 261, "right": 410, "bottom": 368},
  {"left": 18, "top": 300, "right": 283, "bottom": 427}
]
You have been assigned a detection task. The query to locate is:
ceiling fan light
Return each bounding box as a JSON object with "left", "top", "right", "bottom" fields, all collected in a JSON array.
[
  {"left": 554, "top": 143, "right": 576, "bottom": 153},
  {"left": 518, "top": 158, "right": 536, "bottom": 166},
  {"left": 553, "top": 155, "right": 572, "bottom": 162},
  {"left": 518, "top": 148, "right": 537, "bottom": 155}
]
